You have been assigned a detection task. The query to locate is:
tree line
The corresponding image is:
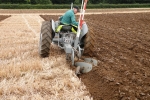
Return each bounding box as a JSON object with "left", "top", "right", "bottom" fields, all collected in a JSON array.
[{"left": 0, "top": 0, "right": 150, "bottom": 4}]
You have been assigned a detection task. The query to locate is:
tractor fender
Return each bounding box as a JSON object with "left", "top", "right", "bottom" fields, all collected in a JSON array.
[
  {"left": 79, "top": 23, "right": 88, "bottom": 41},
  {"left": 51, "top": 19, "right": 55, "bottom": 32},
  {"left": 51, "top": 19, "right": 56, "bottom": 39}
]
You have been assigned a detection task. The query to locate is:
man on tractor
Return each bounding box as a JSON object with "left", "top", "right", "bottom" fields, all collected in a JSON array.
[{"left": 56, "top": 6, "right": 80, "bottom": 33}]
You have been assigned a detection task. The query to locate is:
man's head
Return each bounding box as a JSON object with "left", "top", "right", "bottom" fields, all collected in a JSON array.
[{"left": 73, "top": 6, "right": 80, "bottom": 14}]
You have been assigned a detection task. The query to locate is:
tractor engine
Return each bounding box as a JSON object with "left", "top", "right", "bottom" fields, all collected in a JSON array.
[
  {"left": 62, "top": 32, "right": 75, "bottom": 46},
  {"left": 60, "top": 32, "right": 75, "bottom": 54}
]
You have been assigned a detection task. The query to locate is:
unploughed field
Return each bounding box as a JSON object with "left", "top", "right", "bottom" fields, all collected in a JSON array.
[
  {"left": 0, "top": 9, "right": 150, "bottom": 100},
  {"left": 0, "top": 14, "right": 91, "bottom": 99}
]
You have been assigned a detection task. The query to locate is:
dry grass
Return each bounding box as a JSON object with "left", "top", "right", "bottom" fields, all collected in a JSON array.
[{"left": 0, "top": 15, "right": 92, "bottom": 100}]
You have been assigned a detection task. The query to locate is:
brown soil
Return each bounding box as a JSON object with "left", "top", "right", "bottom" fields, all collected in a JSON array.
[
  {"left": 41, "top": 13, "right": 150, "bottom": 100},
  {"left": 0, "top": 15, "right": 10, "bottom": 21}
]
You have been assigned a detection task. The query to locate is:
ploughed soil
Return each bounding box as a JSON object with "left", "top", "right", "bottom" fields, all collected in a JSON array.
[
  {"left": 0, "top": 15, "right": 10, "bottom": 21},
  {"left": 41, "top": 13, "right": 150, "bottom": 100}
]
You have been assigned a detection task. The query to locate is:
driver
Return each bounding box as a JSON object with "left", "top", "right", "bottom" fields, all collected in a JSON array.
[
  {"left": 59, "top": 6, "right": 80, "bottom": 27},
  {"left": 56, "top": 6, "right": 80, "bottom": 33}
]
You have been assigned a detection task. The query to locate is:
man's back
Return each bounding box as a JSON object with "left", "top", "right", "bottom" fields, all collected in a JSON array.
[{"left": 60, "top": 10, "right": 78, "bottom": 26}]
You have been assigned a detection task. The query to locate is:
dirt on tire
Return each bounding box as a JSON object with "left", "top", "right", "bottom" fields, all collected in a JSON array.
[
  {"left": 39, "top": 21, "right": 52, "bottom": 57},
  {"left": 41, "top": 12, "right": 150, "bottom": 100}
]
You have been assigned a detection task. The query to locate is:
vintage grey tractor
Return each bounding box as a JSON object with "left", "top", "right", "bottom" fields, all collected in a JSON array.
[
  {"left": 39, "top": 19, "right": 97, "bottom": 74},
  {"left": 39, "top": 1, "right": 97, "bottom": 74}
]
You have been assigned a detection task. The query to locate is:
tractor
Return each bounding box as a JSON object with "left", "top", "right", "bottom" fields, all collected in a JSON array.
[{"left": 39, "top": 0, "right": 97, "bottom": 74}]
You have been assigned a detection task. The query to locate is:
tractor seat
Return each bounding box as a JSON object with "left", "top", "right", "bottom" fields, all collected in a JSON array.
[{"left": 61, "top": 25, "right": 72, "bottom": 32}]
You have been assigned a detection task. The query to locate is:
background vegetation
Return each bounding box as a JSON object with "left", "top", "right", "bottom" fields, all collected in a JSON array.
[
  {"left": 0, "top": 0, "right": 150, "bottom": 4},
  {"left": 0, "top": 0, "right": 150, "bottom": 9}
]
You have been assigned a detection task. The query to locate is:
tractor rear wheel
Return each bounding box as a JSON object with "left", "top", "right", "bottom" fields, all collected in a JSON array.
[
  {"left": 83, "top": 29, "right": 95, "bottom": 57},
  {"left": 39, "top": 21, "right": 52, "bottom": 58}
]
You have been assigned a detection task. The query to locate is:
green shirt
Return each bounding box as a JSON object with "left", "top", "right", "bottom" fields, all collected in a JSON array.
[{"left": 60, "top": 10, "right": 78, "bottom": 26}]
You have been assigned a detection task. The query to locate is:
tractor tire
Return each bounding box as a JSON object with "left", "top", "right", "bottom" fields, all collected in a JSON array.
[
  {"left": 39, "top": 21, "right": 52, "bottom": 58},
  {"left": 83, "top": 29, "right": 95, "bottom": 57}
]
